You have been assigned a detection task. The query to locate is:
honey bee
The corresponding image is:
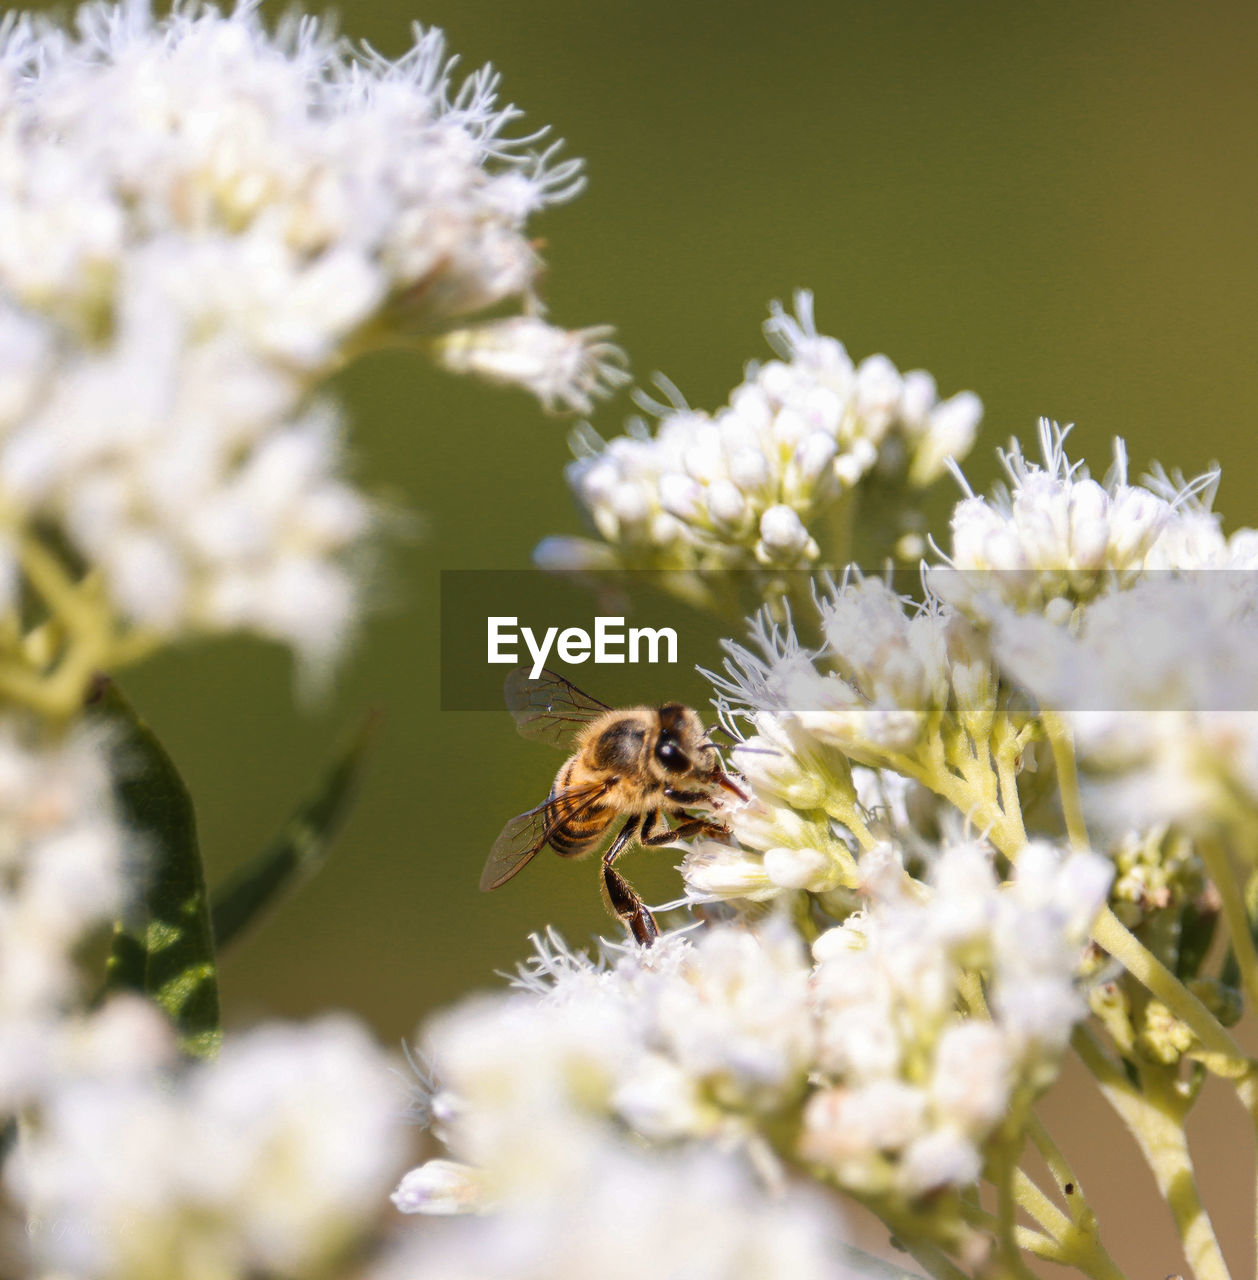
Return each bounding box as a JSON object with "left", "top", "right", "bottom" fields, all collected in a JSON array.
[{"left": 482, "top": 668, "right": 747, "bottom": 946}]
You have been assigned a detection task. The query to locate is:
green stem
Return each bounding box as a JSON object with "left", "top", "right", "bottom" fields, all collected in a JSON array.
[
  {"left": 995, "top": 745, "right": 1028, "bottom": 847},
  {"left": 1042, "top": 710, "right": 1090, "bottom": 852},
  {"left": 990, "top": 710, "right": 1028, "bottom": 829},
  {"left": 826, "top": 792, "right": 879, "bottom": 853},
  {"left": 990, "top": 1140, "right": 1042, "bottom": 1280},
  {"left": 1236, "top": 1071, "right": 1258, "bottom": 1280},
  {"left": 959, "top": 1197, "right": 1059, "bottom": 1262},
  {"left": 0, "top": 533, "right": 159, "bottom": 720},
  {"left": 1073, "top": 1027, "right": 1232, "bottom": 1280},
  {"left": 1011, "top": 1167, "right": 1073, "bottom": 1240},
  {"left": 17, "top": 533, "right": 98, "bottom": 634},
  {"left": 1013, "top": 1226, "right": 1088, "bottom": 1267},
  {"left": 1027, "top": 1115, "right": 1090, "bottom": 1228},
  {"left": 914, "top": 722, "right": 1242, "bottom": 1070},
  {"left": 824, "top": 485, "right": 858, "bottom": 567},
  {"left": 1198, "top": 835, "right": 1258, "bottom": 1014},
  {"left": 885, "top": 745, "right": 1022, "bottom": 858},
  {"left": 1011, "top": 1165, "right": 1127, "bottom": 1280}
]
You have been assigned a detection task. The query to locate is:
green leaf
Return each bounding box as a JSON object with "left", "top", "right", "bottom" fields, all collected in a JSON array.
[
  {"left": 98, "top": 681, "right": 220, "bottom": 1059},
  {"left": 210, "top": 712, "right": 379, "bottom": 956}
]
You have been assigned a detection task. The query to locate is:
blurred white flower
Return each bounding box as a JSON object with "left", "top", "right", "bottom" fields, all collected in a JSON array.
[
  {"left": 995, "top": 574, "right": 1258, "bottom": 836},
  {"left": 392, "top": 1159, "right": 485, "bottom": 1216},
  {"left": 434, "top": 318, "right": 630, "bottom": 414},
  {"left": 0, "top": 993, "right": 175, "bottom": 1118},
  {"left": 412, "top": 922, "right": 816, "bottom": 1184},
  {"left": 381, "top": 1142, "right": 864, "bottom": 1280},
  {"left": 391, "top": 925, "right": 874, "bottom": 1278},
  {"left": 540, "top": 291, "right": 981, "bottom": 572},
  {"left": 0, "top": 1, "right": 618, "bottom": 676},
  {"left": 0, "top": 720, "right": 129, "bottom": 1033},
  {"left": 9, "top": 1014, "right": 410, "bottom": 1280}
]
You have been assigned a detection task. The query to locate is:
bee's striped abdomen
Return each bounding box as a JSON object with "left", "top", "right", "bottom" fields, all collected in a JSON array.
[{"left": 546, "top": 759, "right": 611, "bottom": 858}]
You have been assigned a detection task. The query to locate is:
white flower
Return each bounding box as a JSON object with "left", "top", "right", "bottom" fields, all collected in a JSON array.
[
  {"left": 9, "top": 1015, "right": 410, "bottom": 1280},
  {"left": 541, "top": 292, "right": 980, "bottom": 572},
  {"left": 392, "top": 1159, "right": 485, "bottom": 1216},
  {"left": 639, "top": 920, "right": 815, "bottom": 1113},
  {"left": 816, "top": 577, "right": 950, "bottom": 715},
  {"left": 897, "top": 1128, "right": 983, "bottom": 1198},
  {"left": 763, "top": 844, "right": 845, "bottom": 891},
  {"left": 434, "top": 318, "right": 630, "bottom": 414},
  {"left": 682, "top": 837, "right": 782, "bottom": 900},
  {"left": 799, "top": 1081, "right": 930, "bottom": 1194}
]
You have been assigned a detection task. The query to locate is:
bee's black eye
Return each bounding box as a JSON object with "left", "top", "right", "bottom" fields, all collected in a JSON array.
[{"left": 654, "top": 739, "right": 687, "bottom": 773}]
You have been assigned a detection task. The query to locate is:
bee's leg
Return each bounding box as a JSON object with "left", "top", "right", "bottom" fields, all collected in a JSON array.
[
  {"left": 601, "top": 815, "right": 658, "bottom": 946},
  {"left": 661, "top": 785, "right": 744, "bottom": 817},
  {"left": 661, "top": 786, "right": 708, "bottom": 805},
  {"left": 602, "top": 814, "right": 641, "bottom": 863},
  {"left": 642, "top": 807, "right": 731, "bottom": 845}
]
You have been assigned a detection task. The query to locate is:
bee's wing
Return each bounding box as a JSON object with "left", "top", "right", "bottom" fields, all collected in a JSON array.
[
  {"left": 504, "top": 667, "right": 611, "bottom": 751},
  {"left": 480, "top": 779, "right": 613, "bottom": 892}
]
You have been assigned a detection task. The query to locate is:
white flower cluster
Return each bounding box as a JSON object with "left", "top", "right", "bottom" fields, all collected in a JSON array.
[
  {"left": 536, "top": 292, "right": 981, "bottom": 573},
  {"left": 397, "top": 848, "right": 1105, "bottom": 1230},
  {"left": 9, "top": 1015, "right": 410, "bottom": 1280},
  {"left": 0, "top": 1, "right": 621, "bottom": 672},
  {"left": 682, "top": 709, "right": 861, "bottom": 904},
  {"left": 716, "top": 578, "right": 996, "bottom": 759},
  {"left": 802, "top": 841, "right": 1109, "bottom": 1200},
  {"left": 942, "top": 419, "right": 1258, "bottom": 618},
  {"left": 687, "top": 576, "right": 999, "bottom": 903}
]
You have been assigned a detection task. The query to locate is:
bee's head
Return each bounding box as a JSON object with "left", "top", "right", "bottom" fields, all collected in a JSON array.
[
  {"left": 653, "top": 704, "right": 748, "bottom": 802},
  {"left": 649, "top": 704, "right": 699, "bottom": 776}
]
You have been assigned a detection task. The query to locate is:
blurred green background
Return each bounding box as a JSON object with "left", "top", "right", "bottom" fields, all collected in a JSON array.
[{"left": 44, "top": 0, "right": 1258, "bottom": 1270}]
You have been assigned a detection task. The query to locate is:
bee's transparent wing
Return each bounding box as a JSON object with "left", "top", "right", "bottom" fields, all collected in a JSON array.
[
  {"left": 480, "top": 779, "right": 612, "bottom": 891},
  {"left": 504, "top": 667, "right": 611, "bottom": 750}
]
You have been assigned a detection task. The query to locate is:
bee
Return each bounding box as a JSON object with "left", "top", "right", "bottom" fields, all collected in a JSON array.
[{"left": 482, "top": 668, "right": 747, "bottom": 946}]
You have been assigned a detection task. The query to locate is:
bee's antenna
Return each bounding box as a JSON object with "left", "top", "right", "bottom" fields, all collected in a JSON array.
[{"left": 702, "top": 722, "right": 740, "bottom": 742}]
